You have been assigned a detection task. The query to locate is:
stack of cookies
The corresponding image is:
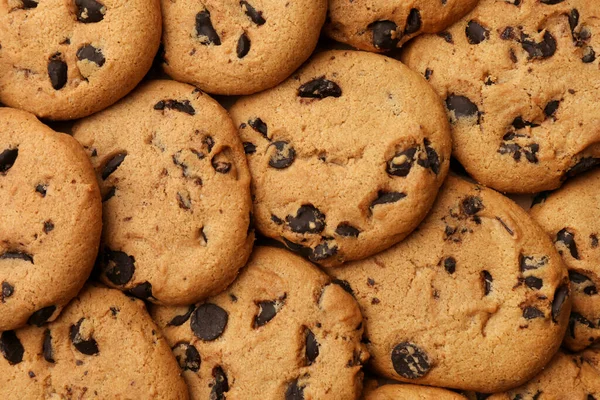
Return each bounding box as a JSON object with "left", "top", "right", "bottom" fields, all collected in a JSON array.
[{"left": 1, "top": 0, "right": 599, "bottom": 398}]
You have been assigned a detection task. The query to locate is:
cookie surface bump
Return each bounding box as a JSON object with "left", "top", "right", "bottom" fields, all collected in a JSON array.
[
  {"left": 229, "top": 50, "right": 451, "bottom": 267},
  {"left": 0, "top": 108, "right": 101, "bottom": 331},
  {"left": 402, "top": 0, "right": 600, "bottom": 193},
  {"left": 72, "top": 80, "right": 253, "bottom": 305},
  {"left": 151, "top": 247, "right": 368, "bottom": 400},
  {"left": 0, "top": 284, "right": 189, "bottom": 399},
  {"left": 160, "top": 0, "right": 327, "bottom": 95},
  {"left": 530, "top": 168, "right": 600, "bottom": 351},
  {"left": 0, "top": 0, "right": 162, "bottom": 120},
  {"left": 329, "top": 175, "right": 570, "bottom": 392}
]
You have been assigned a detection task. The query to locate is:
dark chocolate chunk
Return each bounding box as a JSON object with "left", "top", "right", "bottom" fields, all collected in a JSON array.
[
  {"left": 569, "top": 9, "right": 580, "bottom": 33},
  {"left": 102, "top": 186, "right": 116, "bottom": 202},
  {"left": 212, "top": 158, "right": 232, "bottom": 174},
  {"left": 75, "top": 0, "right": 105, "bottom": 23},
  {"left": 76, "top": 45, "right": 105, "bottom": 66},
  {"left": 544, "top": 100, "right": 560, "bottom": 118},
  {"left": 531, "top": 191, "right": 551, "bottom": 207},
  {"left": 43, "top": 220, "right": 54, "bottom": 234},
  {"left": 271, "top": 214, "right": 283, "bottom": 225},
  {"left": 237, "top": 33, "right": 251, "bottom": 58},
  {"left": 101, "top": 249, "right": 135, "bottom": 286},
  {"left": 298, "top": 77, "right": 342, "bottom": 99},
  {"left": 404, "top": 9, "right": 421, "bottom": 34},
  {"left": 335, "top": 223, "right": 360, "bottom": 238},
  {"left": 196, "top": 10, "right": 221, "bottom": 45},
  {"left": 305, "top": 329, "right": 319, "bottom": 365},
  {"left": 27, "top": 305, "right": 56, "bottom": 327},
  {"left": 248, "top": 118, "right": 268, "bottom": 139},
  {"left": 438, "top": 31, "right": 453, "bottom": 43},
  {"left": 168, "top": 305, "right": 195, "bottom": 326},
  {"left": 268, "top": 141, "right": 295, "bottom": 169},
  {"left": 519, "top": 254, "right": 547, "bottom": 271},
  {"left": 391, "top": 342, "right": 431, "bottom": 379},
  {"left": 210, "top": 366, "right": 229, "bottom": 400},
  {"left": 524, "top": 276, "right": 543, "bottom": 290},
  {"left": 443, "top": 257, "right": 456, "bottom": 274},
  {"left": 582, "top": 46, "right": 596, "bottom": 63},
  {"left": 566, "top": 157, "right": 600, "bottom": 179},
  {"left": 0, "top": 148, "right": 18, "bottom": 173},
  {"left": 370, "top": 191, "right": 406, "bottom": 209},
  {"left": 20, "top": 0, "right": 38, "bottom": 8},
  {"left": 556, "top": 228, "right": 579, "bottom": 259},
  {"left": 1, "top": 281, "right": 14, "bottom": 302},
  {"left": 466, "top": 20, "right": 489, "bottom": 44},
  {"left": 568, "top": 312, "right": 594, "bottom": 338},
  {"left": 540, "top": 0, "right": 565, "bottom": 3},
  {"left": 369, "top": 20, "right": 399, "bottom": 50},
  {"left": 446, "top": 95, "right": 479, "bottom": 119},
  {"left": 521, "top": 31, "right": 557, "bottom": 59},
  {"left": 243, "top": 142, "right": 256, "bottom": 154},
  {"left": 552, "top": 284, "right": 569, "bottom": 322},
  {"left": 70, "top": 318, "right": 99, "bottom": 355},
  {"left": 191, "top": 303, "right": 228, "bottom": 341},
  {"left": 482, "top": 270, "right": 493, "bottom": 295},
  {"left": 240, "top": 1, "right": 265, "bottom": 25},
  {"left": 35, "top": 184, "right": 47, "bottom": 197},
  {"left": 127, "top": 281, "right": 153, "bottom": 301},
  {"left": 48, "top": 54, "right": 68, "bottom": 90},
  {"left": 332, "top": 279, "right": 354, "bottom": 296},
  {"left": 310, "top": 241, "right": 338, "bottom": 262},
  {"left": 173, "top": 342, "right": 201, "bottom": 372},
  {"left": 0, "top": 251, "right": 33, "bottom": 263},
  {"left": 461, "top": 196, "right": 484, "bottom": 216},
  {"left": 153, "top": 100, "right": 195, "bottom": 115},
  {"left": 424, "top": 68, "right": 433, "bottom": 80},
  {"left": 523, "top": 306, "right": 545, "bottom": 320},
  {"left": 417, "top": 139, "right": 440, "bottom": 174},
  {"left": 591, "top": 234, "right": 599, "bottom": 248},
  {"left": 286, "top": 205, "right": 325, "bottom": 234},
  {"left": 501, "top": 26, "right": 516, "bottom": 40},
  {"left": 43, "top": 329, "right": 54, "bottom": 363},
  {"left": 569, "top": 270, "right": 591, "bottom": 284},
  {"left": 387, "top": 147, "right": 417, "bottom": 177},
  {"left": 285, "top": 380, "right": 305, "bottom": 400},
  {"left": 254, "top": 300, "right": 279, "bottom": 327},
  {"left": 0, "top": 330, "right": 24, "bottom": 365},
  {"left": 101, "top": 152, "right": 127, "bottom": 180}
]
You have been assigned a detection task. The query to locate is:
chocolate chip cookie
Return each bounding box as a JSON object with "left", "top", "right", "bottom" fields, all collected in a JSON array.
[
  {"left": 0, "top": 108, "right": 101, "bottom": 331},
  {"left": 160, "top": 0, "right": 327, "bottom": 95},
  {"left": 402, "top": 0, "right": 600, "bottom": 193},
  {"left": 325, "top": 0, "right": 479, "bottom": 52},
  {"left": 329, "top": 175, "right": 570, "bottom": 392},
  {"left": 363, "top": 381, "right": 467, "bottom": 400},
  {"left": 530, "top": 168, "right": 600, "bottom": 351},
  {"left": 229, "top": 50, "right": 451, "bottom": 267},
  {"left": 72, "top": 80, "right": 253, "bottom": 305},
  {"left": 0, "top": 0, "right": 162, "bottom": 120},
  {"left": 0, "top": 284, "right": 189, "bottom": 399},
  {"left": 151, "top": 247, "right": 368, "bottom": 399}
]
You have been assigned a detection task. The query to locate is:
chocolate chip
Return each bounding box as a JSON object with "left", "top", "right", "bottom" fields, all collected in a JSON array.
[
  {"left": 212, "top": 159, "right": 232, "bottom": 174},
  {"left": 127, "top": 282, "right": 153, "bottom": 301},
  {"left": 35, "top": 184, "right": 47, "bottom": 197},
  {"left": 248, "top": 118, "right": 268, "bottom": 139},
  {"left": 512, "top": 116, "right": 539, "bottom": 129},
  {"left": 27, "top": 305, "right": 56, "bottom": 327},
  {"left": 566, "top": 157, "right": 600, "bottom": 178},
  {"left": 569, "top": 312, "right": 594, "bottom": 338},
  {"left": 202, "top": 136, "right": 215, "bottom": 154},
  {"left": 531, "top": 191, "right": 551, "bottom": 207},
  {"left": 0, "top": 148, "right": 18, "bottom": 173},
  {"left": 48, "top": 54, "right": 68, "bottom": 90},
  {"left": 582, "top": 46, "right": 596, "bottom": 63},
  {"left": 525, "top": 276, "right": 543, "bottom": 290},
  {"left": 584, "top": 286, "right": 598, "bottom": 296},
  {"left": 556, "top": 228, "right": 579, "bottom": 259},
  {"left": 101, "top": 152, "right": 126, "bottom": 180},
  {"left": 335, "top": 223, "right": 360, "bottom": 237},
  {"left": 285, "top": 380, "right": 305, "bottom": 400},
  {"left": 237, "top": 33, "right": 251, "bottom": 58},
  {"left": 552, "top": 284, "right": 569, "bottom": 322},
  {"left": 482, "top": 271, "right": 493, "bottom": 295},
  {"left": 519, "top": 254, "right": 548, "bottom": 271},
  {"left": 501, "top": 27, "right": 516, "bottom": 40},
  {"left": 569, "top": 9, "right": 580, "bottom": 33},
  {"left": 102, "top": 187, "right": 116, "bottom": 202},
  {"left": 243, "top": 142, "right": 256, "bottom": 154},
  {"left": 0, "top": 251, "right": 33, "bottom": 263},
  {"left": 20, "top": 0, "right": 38, "bottom": 8},
  {"left": 311, "top": 241, "right": 338, "bottom": 262},
  {"left": 43, "top": 220, "right": 54, "bottom": 234},
  {"left": 443, "top": 257, "right": 456, "bottom": 274},
  {"left": 76, "top": 45, "right": 105, "bottom": 66},
  {"left": 101, "top": 248, "right": 135, "bottom": 286},
  {"left": 254, "top": 300, "right": 279, "bottom": 327},
  {"left": 286, "top": 205, "right": 325, "bottom": 234},
  {"left": 391, "top": 342, "right": 431, "bottom": 379},
  {"left": 544, "top": 100, "right": 560, "bottom": 118},
  {"left": 70, "top": 318, "right": 99, "bottom": 355},
  {"left": 191, "top": 303, "right": 228, "bottom": 341},
  {"left": 75, "top": 0, "right": 105, "bottom": 23},
  {"left": 387, "top": 147, "right": 417, "bottom": 177},
  {"left": 240, "top": 1, "right": 265, "bottom": 25},
  {"left": 305, "top": 329, "right": 319, "bottom": 365},
  {"left": 540, "top": 0, "right": 564, "bottom": 3},
  {"left": 281, "top": 237, "right": 313, "bottom": 260},
  {"left": 271, "top": 214, "right": 283, "bottom": 225},
  {"left": 177, "top": 192, "right": 192, "bottom": 210},
  {"left": 370, "top": 191, "right": 406, "bottom": 209},
  {"left": 154, "top": 100, "right": 195, "bottom": 115},
  {"left": 172, "top": 342, "right": 201, "bottom": 372},
  {"left": 424, "top": 68, "right": 433, "bottom": 80},
  {"left": 438, "top": 31, "right": 453, "bottom": 43},
  {"left": 570, "top": 271, "right": 590, "bottom": 283},
  {"left": 369, "top": 20, "right": 399, "bottom": 50},
  {"left": 298, "top": 77, "right": 342, "bottom": 99},
  {"left": 268, "top": 141, "right": 295, "bottom": 169},
  {"left": 466, "top": 20, "right": 489, "bottom": 44},
  {"left": 168, "top": 305, "right": 195, "bottom": 326},
  {"left": 521, "top": 31, "right": 557, "bottom": 59},
  {"left": 523, "top": 306, "right": 544, "bottom": 320},
  {"left": 404, "top": 9, "right": 421, "bottom": 34},
  {"left": 461, "top": 196, "right": 484, "bottom": 216},
  {"left": 210, "top": 366, "right": 229, "bottom": 400},
  {"left": 332, "top": 279, "right": 354, "bottom": 296},
  {"left": 417, "top": 139, "right": 440, "bottom": 174},
  {"left": 1, "top": 281, "right": 14, "bottom": 302},
  {"left": 196, "top": 10, "right": 221, "bottom": 45},
  {"left": 591, "top": 234, "right": 599, "bottom": 248},
  {"left": 0, "top": 331, "right": 24, "bottom": 365},
  {"left": 43, "top": 329, "right": 54, "bottom": 363},
  {"left": 446, "top": 95, "right": 479, "bottom": 120}
]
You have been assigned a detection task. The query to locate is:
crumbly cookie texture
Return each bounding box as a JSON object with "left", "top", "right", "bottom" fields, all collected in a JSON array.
[
  {"left": 72, "top": 80, "right": 253, "bottom": 306},
  {"left": 402, "top": 0, "right": 600, "bottom": 193},
  {"left": 363, "top": 381, "right": 467, "bottom": 400},
  {"left": 530, "top": 168, "right": 600, "bottom": 351},
  {"left": 0, "top": 284, "right": 189, "bottom": 399},
  {"left": 229, "top": 50, "right": 451, "bottom": 267},
  {"left": 325, "top": 0, "right": 479, "bottom": 52},
  {"left": 0, "top": 108, "right": 101, "bottom": 331},
  {"left": 329, "top": 175, "right": 570, "bottom": 392},
  {"left": 160, "top": 0, "right": 327, "bottom": 95},
  {"left": 0, "top": 0, "right": 162, "bottom": 120},
  {"left": 151, "top": 247, "right": 369, "bottom": 400}
]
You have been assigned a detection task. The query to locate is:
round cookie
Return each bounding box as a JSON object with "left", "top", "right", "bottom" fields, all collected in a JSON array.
[
  {"left": 160, "top": 0, "right": 327, "bottom": 95},
  {"left": 530, "top": 168, "right": 600, "bottom": 351},
  {"left": 402, "top": 0, "right": 600, "bottom": 193},
  {"left": 482, "top": 349, "right": 600, "bottom": 400},
  {"left": 72, "top": 80, "right": 253, "bottom": 305},
  {"left": 0, "top": 0, "right": 162, "bottom": 120},
  {"left": 151, "top": 247, "right": 369, "bottom": 400},
  {"left": 0, "top": 284, "right": 189, "bottom": 399},
  {"left": 363, "top": 382, "right": 467, "bottom": 400},
  {"left": 325, "top": 0, "right": 479, "bottom": 52},
  {"left": 229, "top": 50, "right": 451, "bottom": 267},
  {"left": 329, "top": 175, "right": 571, "bottom": 392},
  {"left": 0, "top": 108, "right": 101, "bottom": 332}
]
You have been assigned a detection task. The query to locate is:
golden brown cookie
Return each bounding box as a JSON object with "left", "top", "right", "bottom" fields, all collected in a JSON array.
[{"left": 363, "top": 381, "right": 467, "bottom": 400}]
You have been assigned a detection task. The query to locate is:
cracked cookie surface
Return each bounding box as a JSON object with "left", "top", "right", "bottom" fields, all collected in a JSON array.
[
  {"left": 160, "top": 0, "right": 327, "bottom": 95},
  {"left": 0, "top": 108, "right": 101, "bottom": 331},
  {"left": 530, "top": 168, "right": 600, "bottom": 351},
  {"left": 0, "top": 284, "right": 189, "bottom": 399},
  {"left": 229, "top": 50, "right": 451, "bottom": 267},
  {"left": 402, "top": 0, "right": 600, "bottom": 193},
  {"left": 72, "top": 80, "right": 253, "bottom": 306},
  {"left": 0, "top": 0, "right": 161, "bottom": 120},
  {"left": 151, "top": 247, "right": 368, "bottom": 400},
  {"left": 329, "top": 175, "right": 570, "bottom": 392},
  {"left": 325, "top": 0, "right": 479, "bottom": 52}
]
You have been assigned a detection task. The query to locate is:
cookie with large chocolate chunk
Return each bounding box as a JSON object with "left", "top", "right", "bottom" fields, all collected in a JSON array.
[
  {"left": 151, "top": 247, "right": 368, "bottom": 399},
  {"left": 329, "top": 175, "right": 570, "bottom": 392},
  {"left": 0, "top": 108, "right": 101, "bottom": 331},
  {"left": 72, "top": 80, "right": 253, "bottom": 305},
  {"left": 402, "top": 0, "right": 600, "bottom": 193},
  {"left": 229, "top": 50, "right": 451, "bottom": 267},
  {"left": 0, "top": 0, "right": 161, "bottom": 120}
]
